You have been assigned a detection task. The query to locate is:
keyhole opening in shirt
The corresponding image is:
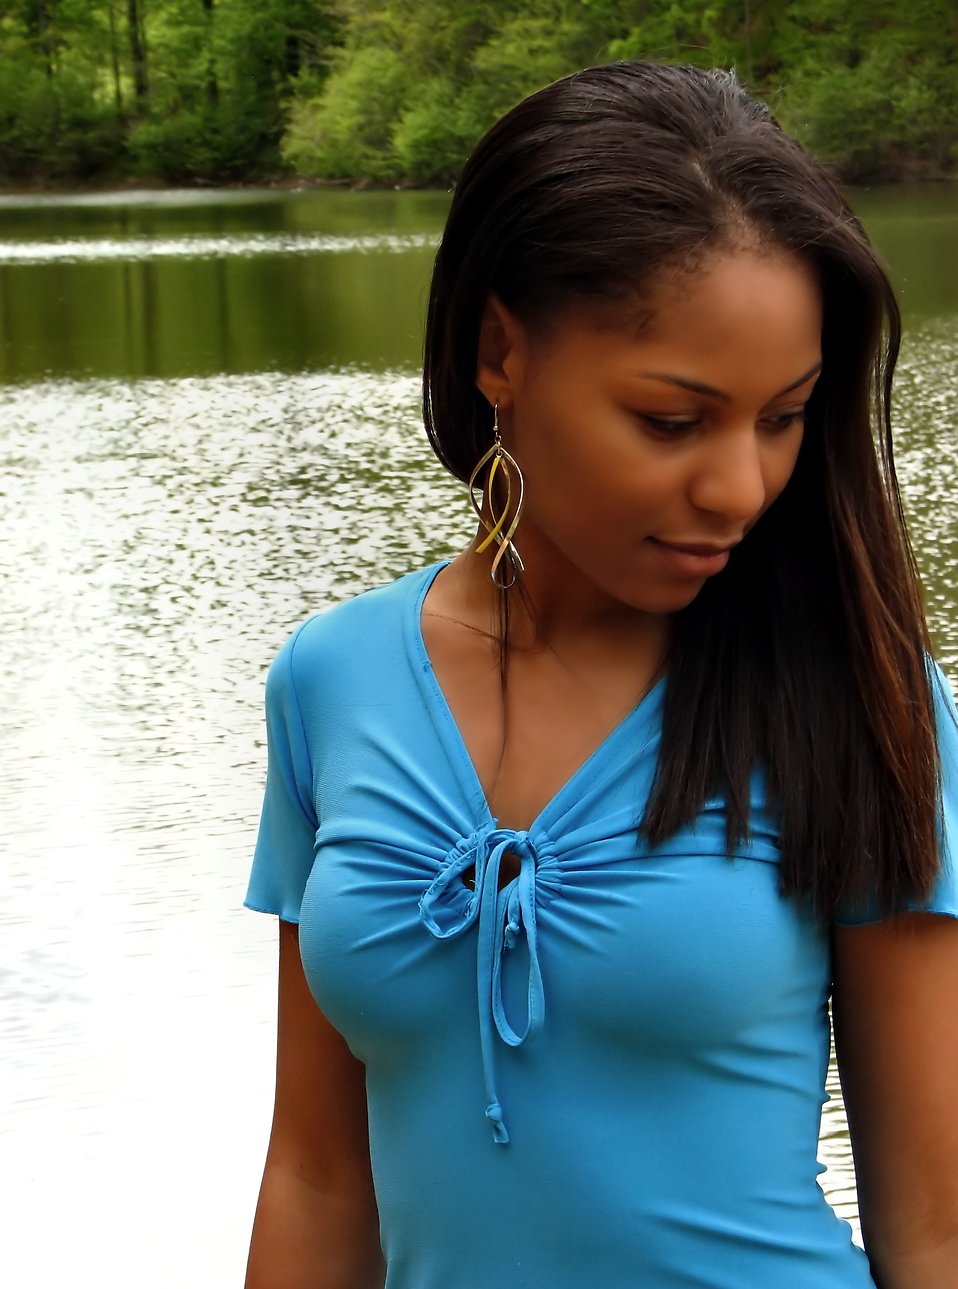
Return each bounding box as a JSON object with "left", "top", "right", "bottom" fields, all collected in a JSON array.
[{"left": 460, "top": 850, "right": 521, "bottom": 891}]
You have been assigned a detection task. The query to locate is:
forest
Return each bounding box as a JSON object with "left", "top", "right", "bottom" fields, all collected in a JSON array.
[{"left": 1, "top": 0, "right": 956, "bottom": 188}]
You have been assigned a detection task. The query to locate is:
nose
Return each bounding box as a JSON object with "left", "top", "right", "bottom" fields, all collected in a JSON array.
[{"left": 688, "top": 426, "right": 768, "bottom": 525}]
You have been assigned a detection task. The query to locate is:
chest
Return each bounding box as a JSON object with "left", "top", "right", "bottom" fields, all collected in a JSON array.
[
  {"left": 297, "top": 688, "right": 830, "bottom": 1070},
  {"left": 419, "top": 614, "right": 662, "bottom": 833}
]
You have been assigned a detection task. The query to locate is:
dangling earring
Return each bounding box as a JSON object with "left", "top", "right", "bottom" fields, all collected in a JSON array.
[{"left": 468, "top": 403, "right": 525, "bottom": 589}]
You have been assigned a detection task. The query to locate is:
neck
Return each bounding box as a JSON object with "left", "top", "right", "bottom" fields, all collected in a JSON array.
[{"left": 453, "top": 530, "right": 673, "bottom": 665}]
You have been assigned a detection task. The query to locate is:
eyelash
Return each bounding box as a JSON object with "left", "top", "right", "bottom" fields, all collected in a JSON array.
[
  {"left": 764, "top": 409, "right": 807, "bottom": 432},
  {"left": 638, "top": 409, "right": 807, "bottom": 436},
  {"left": 639, "top": 416, "right": 698, "bottom": 435}
]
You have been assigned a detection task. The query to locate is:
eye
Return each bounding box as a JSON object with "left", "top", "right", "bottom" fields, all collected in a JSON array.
[
  {"left": 637, "top": 414, "right": 700, "bottom": 436},
  {"left": 763, "top": 408, "right": 806, "bottom": 432}
]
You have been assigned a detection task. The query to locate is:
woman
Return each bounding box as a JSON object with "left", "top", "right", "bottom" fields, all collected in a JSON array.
[{"left": 244, "top": 63, "right": 958, "bottom": 1289}]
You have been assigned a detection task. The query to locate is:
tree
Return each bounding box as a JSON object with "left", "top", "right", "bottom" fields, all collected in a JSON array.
[
  {"left": 0, "top": 0, "right": 955, "bottom": 186},
  {"left": 127, "top": 0, "right": 148, "bottom": 107}
]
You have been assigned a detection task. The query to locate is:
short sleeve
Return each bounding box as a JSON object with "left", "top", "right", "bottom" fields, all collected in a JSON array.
[
  {"left": 244, "top": 623, "right": 319, "bottom": 923},
  {"left": 834, "top": 659, "right": 958, "bottom": 925},
  {"left": 925, "top": 660, "right": 958, "bottom": 918}
]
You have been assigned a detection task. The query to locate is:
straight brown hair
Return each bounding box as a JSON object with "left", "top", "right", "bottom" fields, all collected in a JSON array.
[{"left": 423, "top": 61, "right": 942, "bottom": 922}]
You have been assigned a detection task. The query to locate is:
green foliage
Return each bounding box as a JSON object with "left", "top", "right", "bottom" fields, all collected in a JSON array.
[
  {"left": 606, "top": 3, "right": 740, "bottom": 69},
  {"left": 391, "top": 80, "right": 483, "bottom": 185},
  {"left": 127, "top": 99, "right": 276, "bottom": 182},
  {"left": 282, "top": 2, "right": 604, "bottom": 184},
  {"left": 282, "top": 45, "right": 408, "bottom": 180},
  {"left": 0, "top": 0, "right": 955, "bottom": 186},
  {"left": 282, "top": 0, "right": 958, "bottom": 185},
  {"left": 775, "top": 2, "right": 958, "bottom": 180},
  {"left": 469, "top": 16, "right": 585, "bottom": 122},
  {"left": 0, "top": 0, "right": 343, "bottom": 184},
  {"left": 0, "top": 44, "right": 119, "bottom": 180}
]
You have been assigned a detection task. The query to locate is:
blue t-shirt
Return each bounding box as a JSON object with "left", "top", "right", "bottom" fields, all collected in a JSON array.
[{"left": 246, "top": 562, "right": 958, "bottom": 1289}]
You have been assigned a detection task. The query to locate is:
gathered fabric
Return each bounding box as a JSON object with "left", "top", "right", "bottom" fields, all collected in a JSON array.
[{"left": 420, "top": 826, "right": 549, "bottom": 1143}]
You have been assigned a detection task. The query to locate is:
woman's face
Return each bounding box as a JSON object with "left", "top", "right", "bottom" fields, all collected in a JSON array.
[{"left": 482, "top": 248, "right": 823, "bottom": 618}]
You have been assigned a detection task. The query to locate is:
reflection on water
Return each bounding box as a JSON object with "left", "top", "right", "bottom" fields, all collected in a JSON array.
[
  {"left": 1, "top": 186, "right": 957, "bottom": 1288},
  {"left": 1, "top": 183, "right": 956, "bottom": 385},
  {"left": 850, "top": 184, "right": 958, "bottom": 320},
  {"left": 0, "top": 250, "right": 440, "bottom": 381},
  {"left": 0, "top": 188, "right": 449, "bottom": 382}
]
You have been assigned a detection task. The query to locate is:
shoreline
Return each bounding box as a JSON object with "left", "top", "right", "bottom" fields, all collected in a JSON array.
[
  {"left": 0, "top": 174, "right": 449, "bottom": 199},
  {"left": 1, "top": 169, "right": 955, "bottom": 200}
]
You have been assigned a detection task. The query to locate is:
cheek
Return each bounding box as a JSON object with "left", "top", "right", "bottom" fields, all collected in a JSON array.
[
  {"left": 525, "top": 434, "right": 664, "bottom": 537},
  {"left": 519, "top": 396, "right": 655, "bottom": 503},
  {"left": 764, "top": 430, "right": 805, "bottom": 506}
]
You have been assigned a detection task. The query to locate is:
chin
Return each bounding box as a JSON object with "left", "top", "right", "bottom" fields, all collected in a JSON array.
[{"left": 618, "top": 580, "right": 708, "bottom": 616}]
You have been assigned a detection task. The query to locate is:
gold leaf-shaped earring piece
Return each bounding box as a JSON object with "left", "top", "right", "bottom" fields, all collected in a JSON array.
[{"left": 467, "top": 404, "right": 525, "bottom": 589}]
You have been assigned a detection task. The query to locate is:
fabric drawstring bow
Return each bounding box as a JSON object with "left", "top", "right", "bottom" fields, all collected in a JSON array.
[{"left": 419, "top": 826, "right": 547, "bottom": 1144}]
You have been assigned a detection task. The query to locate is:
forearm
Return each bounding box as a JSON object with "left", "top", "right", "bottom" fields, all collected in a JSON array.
[
  {"left": 866, "top": 1230, "right": 958, "bottom": 1289},
  {"left": 245, "top": 1161, "right": 386, "bottom": 1289}
]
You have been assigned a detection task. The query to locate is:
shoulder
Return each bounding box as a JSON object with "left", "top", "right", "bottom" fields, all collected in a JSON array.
[
  {"left": 268, "top": 563, "right": 443, "bottom": 708},
  {"left": 836, "top": 657, "right": 958, "bottom": 927}
]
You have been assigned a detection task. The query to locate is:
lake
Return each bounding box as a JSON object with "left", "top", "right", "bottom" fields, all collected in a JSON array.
[{"left": 2, "top": 183, "right": 957, "bottom": 1288}]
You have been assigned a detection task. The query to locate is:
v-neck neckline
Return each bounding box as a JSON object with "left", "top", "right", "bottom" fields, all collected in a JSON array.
[{"left": 406, "top": 561, "right": 666, "bottom": 834}]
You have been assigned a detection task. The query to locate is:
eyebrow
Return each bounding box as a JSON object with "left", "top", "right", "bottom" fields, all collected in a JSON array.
[{"left": 635, "top": 362, "right": 823, "bottom": 402}]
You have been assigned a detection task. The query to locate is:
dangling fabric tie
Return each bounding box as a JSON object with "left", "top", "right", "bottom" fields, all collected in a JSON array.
[{"left": 419, "top": 826, "right": 546, "bottom": 1144}]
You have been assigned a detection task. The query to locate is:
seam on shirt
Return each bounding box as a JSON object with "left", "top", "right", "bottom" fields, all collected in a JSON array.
[
  {"left": 243, "top": 898, "right": 301, "bottom": 925},
  {"left": 285, "top": 614, "right": 321, "bottom": 828}
]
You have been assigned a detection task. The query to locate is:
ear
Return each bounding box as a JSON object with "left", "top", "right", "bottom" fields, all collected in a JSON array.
[{"left": 475, "top": 293, "right": 528, "bottom": 413}]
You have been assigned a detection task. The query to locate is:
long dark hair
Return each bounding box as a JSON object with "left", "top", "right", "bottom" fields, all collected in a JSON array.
[{"left": 422, "top": 61, "right": 941, "bottom": 922}]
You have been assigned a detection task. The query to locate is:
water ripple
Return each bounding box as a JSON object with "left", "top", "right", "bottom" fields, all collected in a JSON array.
[
  {"left": 0, "top": 231, "right": 440, "bottom": 264},
  {"left": 0, "top": 365, "right": 471, "bottom": 1286}
]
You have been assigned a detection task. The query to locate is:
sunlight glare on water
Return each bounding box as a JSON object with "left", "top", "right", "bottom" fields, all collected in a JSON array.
[
  {"left": 0, "top": 368, "right": 469, "bottom": 1288},
  {"left": 0, "top": 232, "right": 439, "bottom": 263}
]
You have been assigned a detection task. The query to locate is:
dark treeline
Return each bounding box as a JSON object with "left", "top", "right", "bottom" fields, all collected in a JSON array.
[{"left": 1, "top": 1, "right": 956, "bottom": 187}]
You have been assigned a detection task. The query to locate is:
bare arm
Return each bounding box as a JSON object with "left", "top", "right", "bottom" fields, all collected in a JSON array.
[
  {"left": 245, "top": 920, "right": 386, "bottom": 1289},
  {"left": 832, "top": 914, "right": 958, "bottom": 1289}
]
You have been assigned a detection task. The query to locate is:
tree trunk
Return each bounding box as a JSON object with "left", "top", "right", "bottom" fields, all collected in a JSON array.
[
  {"left": 30, "top": 0, "right": 55, "bottom": 80},
  {"left": 127, "top": 0, "right": 148, "bottom": 107},
  {"left": 285, "top": 34, "right": 301, "bottom": 79},
  {"left": 202, "top": 0, "right": 219, "bottom": 107},
  {"left": 109, "top": 0, "right": 124, "bottom": 120}
]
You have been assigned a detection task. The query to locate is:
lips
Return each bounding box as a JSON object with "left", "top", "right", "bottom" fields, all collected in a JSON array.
[
  {"left": 657, "top": 541, "right": 735, "bottom": 556},
  {"left": 647, "top": 537, "right": 736, "bottom": 578}
]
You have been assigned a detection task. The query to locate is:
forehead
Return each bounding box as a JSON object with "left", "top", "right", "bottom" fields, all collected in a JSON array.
[
  {"left": 649, "top": 247, "right": 821, "bottom": 322},
  {"left": 536, "top": 250, "right": 823, "bottom": 383}
]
